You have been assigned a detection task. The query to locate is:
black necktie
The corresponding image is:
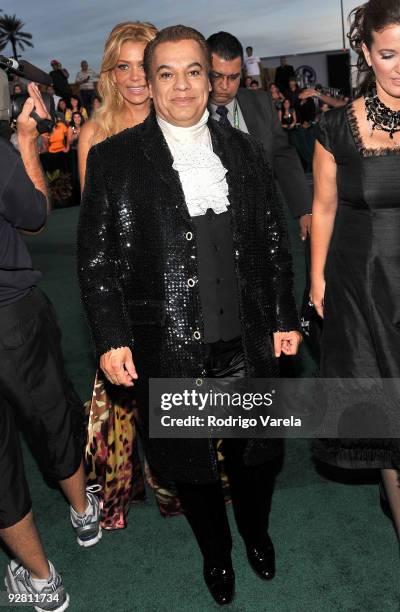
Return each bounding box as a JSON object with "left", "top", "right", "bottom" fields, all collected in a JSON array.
[{"left": 216, "top": 105, "right": 231, "bottom": 128}]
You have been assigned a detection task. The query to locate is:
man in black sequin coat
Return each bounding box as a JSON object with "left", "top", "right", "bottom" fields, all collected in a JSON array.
[{"left": 78, "top": 26, "right": 301, "bottom": 606}]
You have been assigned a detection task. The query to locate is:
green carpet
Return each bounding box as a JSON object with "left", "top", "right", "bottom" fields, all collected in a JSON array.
[{"left": 1, "top": 207, "right": 399, "bottom": 612}]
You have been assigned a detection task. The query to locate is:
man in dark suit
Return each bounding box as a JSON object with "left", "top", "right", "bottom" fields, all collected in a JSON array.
[
  {"left": 207, "top": 32, "right": 312, "bottom": 240},
  {"left": 275, "top": 56, "right": 296, "bottom": 94},
  {"left": 78, "top": 25, "right": 301, "bottom": 607}
]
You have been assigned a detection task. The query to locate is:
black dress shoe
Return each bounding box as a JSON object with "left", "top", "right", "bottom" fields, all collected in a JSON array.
[
  {"left": 203, "top": 564, "right": 235, "bottom": 606},
  {"left": 246, "top": 535, "right": 275, "bottom": 580}
]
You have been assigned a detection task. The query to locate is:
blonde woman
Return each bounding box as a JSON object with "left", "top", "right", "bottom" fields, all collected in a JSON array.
[
  {"left": 79, "top": 22, "right": 182, "bottom": 529},
  {"left": 78, "top": 21, "right": 157, "bottom": 186}
]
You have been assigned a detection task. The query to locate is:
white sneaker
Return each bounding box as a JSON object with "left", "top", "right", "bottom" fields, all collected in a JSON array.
[
  {"left": 70, "top": 485, "right": 102, "bottom": 548},
  {"left": 5, "top": 559, "right": 69, "bottom": 612}
]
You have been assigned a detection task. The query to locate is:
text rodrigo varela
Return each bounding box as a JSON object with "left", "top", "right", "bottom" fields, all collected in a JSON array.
[
  {"left": 160, "top": 414, "right": 302, "bottom": 429},
  {"left": 159, "top": 390, "right": 302, "bottom": 430}
]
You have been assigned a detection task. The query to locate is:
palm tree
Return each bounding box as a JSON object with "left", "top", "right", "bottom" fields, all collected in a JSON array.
[{"left": 0, "top": 14, "right": 33, "bottom": 58}]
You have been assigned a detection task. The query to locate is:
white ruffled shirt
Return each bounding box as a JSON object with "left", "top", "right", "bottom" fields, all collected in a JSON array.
[{"left": 157, "top": 110, "right": 230, "bottom": 217}]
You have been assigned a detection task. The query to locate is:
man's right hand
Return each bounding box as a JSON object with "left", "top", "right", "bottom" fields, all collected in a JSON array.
[
  {"left": 299, "top": 214, "right": 312, "bottom": 241},
  {"left": 100, "top": 346, "right": 138, "bottom": 387},
  {"left": 17, "top": 82, "right": 51, "bottom": 143},
  {"left": 16, "top": 83, "right": 51, "bottom": 215}
]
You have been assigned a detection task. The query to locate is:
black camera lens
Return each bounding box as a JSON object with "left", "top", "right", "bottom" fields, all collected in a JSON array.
[
  {"left": 11, "top": 91, "right": 55, "bottom": 123},
  {"left": 11, "top": 93, "right": 28, "bottom": 121}
]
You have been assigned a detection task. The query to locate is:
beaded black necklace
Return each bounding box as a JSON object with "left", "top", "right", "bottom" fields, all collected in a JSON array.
[{"left": 365, "top": 83, "right": 400, "bottom": 139}]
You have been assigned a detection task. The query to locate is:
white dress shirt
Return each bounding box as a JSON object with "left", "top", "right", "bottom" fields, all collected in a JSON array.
[
  {"left": 157, "top": 110, "right": 230, "bottom": 217},
  {"left": 210, "top": 99, "right": 249, "bottom": 134}
]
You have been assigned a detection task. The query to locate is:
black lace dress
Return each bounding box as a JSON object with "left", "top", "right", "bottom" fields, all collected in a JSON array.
[{"left": 314, "top": 104, "right": 400, "bottom": 469}]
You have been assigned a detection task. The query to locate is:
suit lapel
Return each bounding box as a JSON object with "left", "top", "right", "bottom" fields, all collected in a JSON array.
[
  {"left": 208, "top": 118, "right": 243, "bottom": 220},
  {"left": 137, "top": 111, "right": 192, "bottom": 224},
  {"left": 236, "top": 89, "right": 259, "bottom": 138}
]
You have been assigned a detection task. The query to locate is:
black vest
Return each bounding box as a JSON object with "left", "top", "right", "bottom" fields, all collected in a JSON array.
[{"left": 192, "top": 209, "right": 241, "bottom": 343}]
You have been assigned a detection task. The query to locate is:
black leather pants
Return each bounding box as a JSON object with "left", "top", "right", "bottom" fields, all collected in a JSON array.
[{"left": 176, "top": 337, "right": 277, "bottom": 565}]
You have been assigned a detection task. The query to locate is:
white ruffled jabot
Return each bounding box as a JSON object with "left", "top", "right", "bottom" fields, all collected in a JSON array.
[{"left": 157, "top": 110, "right": 230, "bottom": 217}]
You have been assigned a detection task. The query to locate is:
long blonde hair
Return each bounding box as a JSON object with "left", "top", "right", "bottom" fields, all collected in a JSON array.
[{"left": 93, "top": 21, "right": 157, "bottom": 141}]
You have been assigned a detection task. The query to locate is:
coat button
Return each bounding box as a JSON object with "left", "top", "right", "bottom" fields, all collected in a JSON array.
[
  {"left": 195, "top": 378, "right": 203, "bottom": 386},
  {"left": 186, "top": 231, "right": 193, "bottom": 241},
  {"left": 187, "top": 278, "right": 196, "bottom": 288},
  {"left": 193, "top": 330, "right": 201, "bottom": 340}
]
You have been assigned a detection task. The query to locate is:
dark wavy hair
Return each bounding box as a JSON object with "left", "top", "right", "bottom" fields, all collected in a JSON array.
[
  {"left": 349, "top": 0, "right": 400, "bottom": 94},
  {"left": 70, "top": 94, "right": 83, "bottom": 109},
  {"left": 70, "top": 111, "right": 85, "bottom": 128},
  {"left": 57, "top": 98, "right": 68, "bottom": 113}
]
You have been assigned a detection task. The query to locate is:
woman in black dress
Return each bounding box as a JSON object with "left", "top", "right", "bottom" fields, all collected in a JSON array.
[
  {"left": 310, "top": 0, "right": 400, "bottom": 539},
  {"left": 279, "top": 98, "right": 297, "bottom": 129}
]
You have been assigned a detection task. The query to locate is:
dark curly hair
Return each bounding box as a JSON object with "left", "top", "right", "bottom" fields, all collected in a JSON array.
[
  {"left": 70, "top": 111, "right": 85, "bottom": 128},
  {"left": 349, "top": 0, "right": 400, "bottom": 94}
]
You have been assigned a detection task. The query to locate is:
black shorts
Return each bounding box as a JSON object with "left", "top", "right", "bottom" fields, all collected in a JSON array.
[{"left": 0, "top": 288, "right": 85, "bottom": 529}]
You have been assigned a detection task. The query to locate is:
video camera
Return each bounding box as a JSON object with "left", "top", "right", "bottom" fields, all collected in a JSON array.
[{"left": 0, "top": 56, "right": 55, "bottom": 133}]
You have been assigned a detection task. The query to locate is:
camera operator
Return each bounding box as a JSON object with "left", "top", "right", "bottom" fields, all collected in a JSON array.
[{"left": 0, "top": 83, "right": 101, "bottom": 611}]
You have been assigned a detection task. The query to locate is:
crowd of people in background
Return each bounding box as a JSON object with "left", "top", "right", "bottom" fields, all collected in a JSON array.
[
  {"left": 3, "top": 1, "right": 400, "bottom": 608},
  {"left": 9, "top": 60, "right": 102, "bottom": 205},
  {"left": 8, "top": 47, "right": 349, "bottom": 205}
]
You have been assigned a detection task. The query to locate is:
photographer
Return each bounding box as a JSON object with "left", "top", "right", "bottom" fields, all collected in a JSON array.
[
  {"left": 0, "top": 83, "right": 101, "bottom": 611},
  {"left": 49, "top": 59, "right": 72, "bottom": 100}
]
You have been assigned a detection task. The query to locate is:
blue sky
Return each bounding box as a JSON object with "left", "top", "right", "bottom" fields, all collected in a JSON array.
[{"left": 3, "top": 0, "right": 359, "bottom": 76}]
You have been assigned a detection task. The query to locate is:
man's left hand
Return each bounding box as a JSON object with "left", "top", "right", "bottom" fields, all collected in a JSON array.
[
  {"left": 299, "top": 214, "right": 312, "bottom": 241},
  {"left": 273, "top": 331, "right": 302, "bottom": 357}
]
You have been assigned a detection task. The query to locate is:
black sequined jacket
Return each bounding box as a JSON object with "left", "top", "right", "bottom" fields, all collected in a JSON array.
[{"left": 78, "top": 111, "right": 299, "bottom": 483}]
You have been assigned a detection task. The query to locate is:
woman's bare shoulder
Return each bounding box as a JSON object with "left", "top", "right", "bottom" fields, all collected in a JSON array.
[
  {"left": 80, "top": 119, "right": 98, "bottom": 145},
  {"left": 352, "top": 96, "right": 363, "bottom": 111}
]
